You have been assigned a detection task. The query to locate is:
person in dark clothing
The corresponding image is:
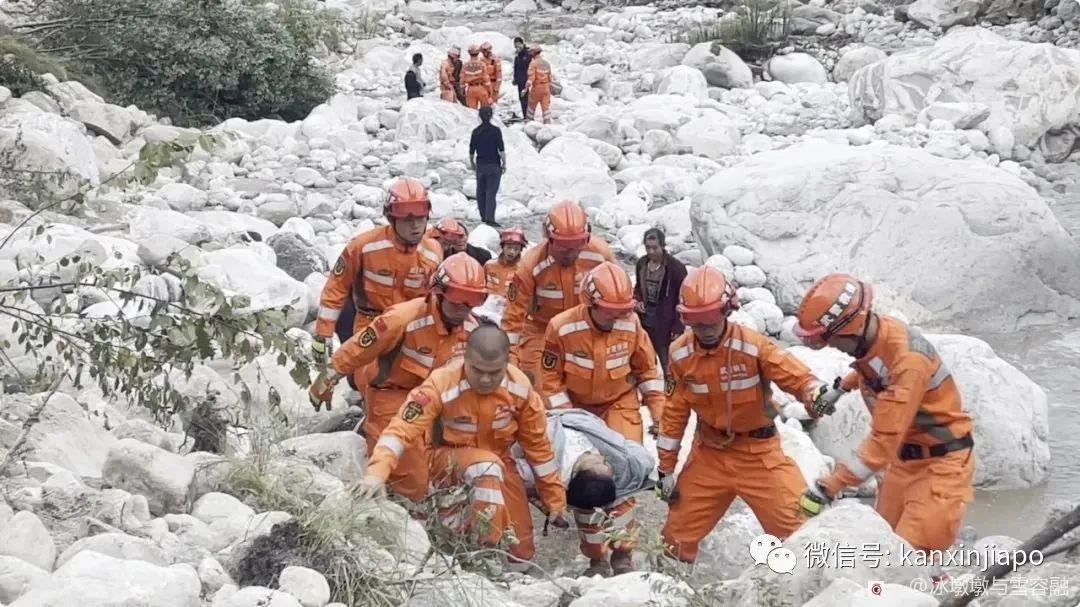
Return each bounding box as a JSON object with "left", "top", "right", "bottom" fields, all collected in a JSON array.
[
  {"left": 469, "top": 105, "right": 505, "bottom": 227},
  {"left": 512, "top": 37, "right": 532, "bottom": 119},
  {"left": 632, "top": 228, "right": 687, "bottom": 375},
  {"left": 462, "top": 224, "right": 493, "bottom": 266},
  {"left": 404, "top": 53, "right": 425, "bottom": 99}
]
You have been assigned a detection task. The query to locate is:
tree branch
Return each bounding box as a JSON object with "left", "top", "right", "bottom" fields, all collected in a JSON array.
[{"left": 0, "top": 374, "right": 64, "bottom": 476}]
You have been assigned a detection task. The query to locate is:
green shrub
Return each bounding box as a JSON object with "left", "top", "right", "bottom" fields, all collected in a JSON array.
[
  {"left": 0, "top": 34, "right": 70, "bottom": 97},
  {"left": 667, "top": 0, "right": 791, "bottom": 63},
  {"left": 33, "top": 0, "right": 337, "bottom": 126}
]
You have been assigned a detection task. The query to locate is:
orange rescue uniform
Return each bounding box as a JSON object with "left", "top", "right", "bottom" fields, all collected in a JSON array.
[
  {"left": 658, "top": 323, "right": 825, "bottom": 563},
  {"left": 329, "top": 296, "right": 467, "bottom": 501},
  {"left": 484, "top": 257, "right": 517, "bottom": 300},
  {"left": 526, "top": 57, "right": 553, "bottom": 123},
  {"left": 462, "top": 58, "right": 491, "bottom": 109},
  {"left": 540, "top": 305, "right": 666, "bottom": 560},
  {"left": 439, "top": 58, "right": 460, "bottom": 102},
  {"left": 316, "top": 225, "right": 442, "bottom": 340},
  {"left": 821, "top": 316, "right": 974, "bottom": 553},
  {"left": 484, "top": 54, "right": 502, "bottom": 101},
  {"left": 367, "top": 361, "right": 566, "bottom": 562},
  {"left": 501, "top": 237, "right": 615, "bottom": 383}
]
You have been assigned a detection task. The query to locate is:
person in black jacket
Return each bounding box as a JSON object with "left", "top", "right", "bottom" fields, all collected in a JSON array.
[
  {"left": 632, "top": 228, "right": 687, "bottom": 375},
  {"left": 512, "top": 37, "right": 532, "bottom": 119},
  {"left": 404, "top": 53, "right": 425, "bottom": 100}
]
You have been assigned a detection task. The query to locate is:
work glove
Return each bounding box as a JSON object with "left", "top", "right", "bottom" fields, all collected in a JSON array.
[
  {"left": 655, "top": 470, "right": 678, "bottom": 503},
  {"left": 308, "top": 372, "right": 336, "bottom": 412},
  {"left": 647, "top": 422, "right": 659, "bottom": 440},
  {"left": 799, "top": 481, "right": 831, "bottom": 518},
  {"left": 809, "top": 379, "right": 846, "bottom": 418},
  {"left": 311, "top": 337, "right": 331, "bottom": 366},
  {"left": 547, "top": 509, "right": 571, "bottom": 530}
]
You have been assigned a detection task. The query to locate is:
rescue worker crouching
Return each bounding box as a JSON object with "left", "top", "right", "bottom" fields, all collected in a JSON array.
[
  {"left": 311, "top": 177, "right": 442, "bottom": 391},
  {"left": 308, "top": 253, "right": 487, "bottom": 502},
  {"left": 463, "top": 45, "right": 491, "bottom": 110},
  {"left": 793, "top": 274, "right": 974, "bottom": 587},
  {"left": 359, "top": 323, "right": 571, "bottom": 572},
  {"left": 656, "top": 266, "right": 839, "bottom": 566},
  {"left": 501, "top": 200, "right": 615, "bottom": 385},
  {"left": 512, "top": 408, "right": 656, "bottom": 578},
  {"left": 538, "top": 262, "right": 667, "bottom": 575}
]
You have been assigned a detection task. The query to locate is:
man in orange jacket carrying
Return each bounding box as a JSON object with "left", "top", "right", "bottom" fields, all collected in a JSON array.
[
  {"left": 462, "top": 45, "right": 491, "bottom": 110},
  {"left": 540, "top": 261, "right": 667, "bottom": 576},
  {"left": 481, "top": 41, "right": 502, "bottom": 103},
  {"left": 656, "top": 266, "right": 839, "bottom": 566},
  {"left": 525, "top": 45, "right": 553, "bottom": 123},
  {"left": 485, "top": 227, "right": 527, "bottom": 301},
  {"left": 309, "top": 253, "right": 488, "bottom": 501},
  {"left": 312, "top": 178, "right": 443, "bottom": 387},
  {"left": 502, "top": 200, "right": 615, "bottom": 384},
  {"left": 362, "top": 323, "right": 570, "bottom": 572},
  {"left": 793, "top": 274, "right": 974, "bottom": 588}
]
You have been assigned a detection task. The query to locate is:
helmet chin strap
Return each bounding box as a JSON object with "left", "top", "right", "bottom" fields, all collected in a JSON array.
[{"left": 852, "top": 313, "right": 874, "bottom": 359}]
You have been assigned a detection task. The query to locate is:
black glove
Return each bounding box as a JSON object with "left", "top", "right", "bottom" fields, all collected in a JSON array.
[
  {"left": 810, "top": 380, "right": 846, "bottom": 417},
  {"left": 647, "top": 422, "right": 659, "bottom": 439},
  {"left": 655, "top": 470, "right": 678, "bottom": 503}
]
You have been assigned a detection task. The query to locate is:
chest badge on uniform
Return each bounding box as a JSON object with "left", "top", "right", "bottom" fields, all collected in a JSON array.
[
  {"left": 358, "top": 326, "right": 378, "bottom": 348},
  {"left": 542, "top": 350, "right": 558, "bottom": 370},
  {"left": 402, "top": 401, "right": 423, "bottom": 422},
  {"left": 507, "top": 281, "right": 518, "bottom": 302},
  {"left": 332, "top": 256, "right": 345, "bottom": 276},
  {"left": 665, "top": 378, "right": 676, "bottom": 396}
]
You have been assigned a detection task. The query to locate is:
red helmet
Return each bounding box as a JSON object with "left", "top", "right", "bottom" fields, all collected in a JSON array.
[
  {"left": 481, "top": 42, "right": 493, "bottom": 52},
  {"left": 794, "top": 274, "right": 874, "bottom": 350},
  {"left": 677, "top": 266, "right": 740, "bottom": 327},
  {"left": 431, "top": 252, "right": 488, "bottom": 308},
  {"left": 499, "top": 227, "right": 527, "bottom": 246},
  {"left": 529, "top": 44, "right": 542, "bottom": 55},
  {"left": 580, "top": 262, "right": 635, "bottom": 323},
  {"left": 434, "top": 217, "right": 467, "bottom": 246},
  {"left": 468, "top": 44, "right": 480, "bottom": 55},
  {"left": 384, "top": 178, "right": 431, "bottom": 220},
  {"left": 449, "top": 47, "right": 461, "bottom": 58},
  {"left": 544, "top": 200, "right": 589, "bottom": 253}
]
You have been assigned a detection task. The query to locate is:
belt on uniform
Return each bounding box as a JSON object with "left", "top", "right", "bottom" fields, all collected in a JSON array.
[
  {"left": 898, "top": 433, "right": 973, "bottom": 461},
  {"left": 699, "top": 424, "right": 776, "bottom": 447}
]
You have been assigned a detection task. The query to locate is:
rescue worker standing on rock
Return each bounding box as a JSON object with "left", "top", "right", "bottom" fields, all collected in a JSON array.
[
  {"left": 540, "top": 262, "right": 667, "bottom": 576},
  {"left": 362, "top": 322, "right": 570, "bottom": 572},
  {"left": 440, "top": 47, "right": 463, "bottom": 103},
  {"left": 501, "top": 200, "right": 615, "bottom": 384},
  {"left": 656, "top": 266, "right": 839, "bottom": 567},
  {"left": 481, "top": 41, "right": 502, "bottom": 103},
  {"left": 485, "top": 227, "right": 527, "bottom": 302},
  {"left": 525, "top": 45, "right": 553, "bottom": 124},
  {"left": 793, "top": 274, "right": 975, "bottom": 587},
  {"left": 462, "top": 45, "right": 491, "bottom": 110},
  {"left": 308, "top": 253, "right": 487, "bottom": 502},
  {"left": 312, "top": 178, "right": 443, "bottom": 391}
]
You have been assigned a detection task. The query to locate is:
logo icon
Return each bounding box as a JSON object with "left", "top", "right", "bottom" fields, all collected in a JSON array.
[
  {"left": 749, "top": 534, "right": 795, "bottom": 574},
  {"left": 868, "top": 580, "right": 884, "bottom": 596}
]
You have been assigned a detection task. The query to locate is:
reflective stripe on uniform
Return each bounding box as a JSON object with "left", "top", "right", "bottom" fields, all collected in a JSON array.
[
  {"left": 364, "top": 270, "right": 394, "bottom": 286},
  {"left": 723, "top": 338, "right": 759, "bottom": 357},
  {"left": 376, "top": 435, "right": 404, "bottom": 458},
  {"left": 404, "top": 277, "right": 424, "bottom": 289},
  {"left": 671, "top": 344, "right": 693, "bottom": 362},
  {"left": 361, "top": 240, "right": 393, "bottom": 254},
  {"left": 532, "top": 458, "right": 558, "bottom": 477},
  {"left": 507, "top": 333, "right": 521, "bottom": 345},
  {"left": 844, "top": 456, "right": 874, "bottom": 482},
  {"left": 441, "top": 380, "right": 471, "bottom": 403},
  {"left": 503, "top": 379, "right": 529, "bottom": 398},
  {"left": 606, "top": 356, "right": 629, "bottom": 370},
  {"left": 537, "top": 288, "right": 563, "bottom": 299},
  {"left": 558, "top": 321, "right": 590, "bottom": 337},
  {"left": 532, "top": 258, "right": 554, "bottom": 276},
  {"left": 472, "top": 487, "right": 505, "bottom": 505},
  {"left": 928, "top": 364, "right": 952, "bottom": 390},
  {"left": 463, "top": 461, "right": 503, "bottom": 483},
  {"left": 578, "top": 251, "right": 605, "bottom": 263},
  {"left": 869, "top": 357, "right": 889, "bottom": 382},
  {"left": 575, "top": 510, "right": 605, "bottom": 525},
  {"left": 447, "top": 420, "right": 478, "bottom": 432},
  {"left": 401, "top": 347, "right": 435, "bottom": 367},
  {"left": 318, "top": 305, "right": 341, "bottom": 321},
  {"left": 657, "top": 436, "right": 681, "bottom": 451},
  {"left": 722, "top": 376, "right": 760, "bottom": 391},
  {"left": 612, "top": 320, "right": 636, "bottom": 333},
  {"left": 492, "top": 415, "right": 512, "bottom": 430},
  {"left": 689, "top": 383, "right": 709, "bottom": 394},
  {"left": 407, "top": 316, "right": 435, "bottom": 333},
  {"left": 420, "top": 246, "right": 441, "bottom": 264},
  {"left": 567, "top": 354, "right": 595, "bottom": 369},
  {"left": 548, "top": 392, "right": 571, "bottom": 408},
  {"left": 639, "top": 379, "right": 665, "bottom": 393}
]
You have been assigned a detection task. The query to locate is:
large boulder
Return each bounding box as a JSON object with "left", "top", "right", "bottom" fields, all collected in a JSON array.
[
  {"left": 656, "top": 65, "right": 709, "bottom": 100},
  {"left": 906, "top": 0, "right": 981, "bottom": 28},
  {"left": 0, "top": 392, "right": 116, "bottom": 481},
  {"left": 681, "top": 42, "right": 753, "bottom": 90},
  {"left": 102, "top": 439, "right": 196, "bottom": 516},
  {"left": 196, "top": 248, "right": 311, "bottom": 327},
  {"left": 849, "top": 27, "right": 1080, "bottom": 149},
  {"left": 692, "top": 141, "right": 1080, "bottom": 333},
  {"left": 396, "top": 97, "right": 487, "bottom": 144},
  {"left": 0, "top": 107, "right": 99, "bottom": 205}
]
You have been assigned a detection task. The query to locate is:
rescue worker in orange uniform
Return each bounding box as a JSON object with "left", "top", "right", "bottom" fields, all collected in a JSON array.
[
  {"left": 501, "top": 200, "right": 615, "bottom": 384},
  {"left": 312, "top": 178, "right": 443, "bottom": 386},
  {"left": 540, "top": 262, "right": 667, "bottom": 576},
  {"left": 428, "top": 217, "right": 468, "bottom": 258},
  {"left": 308, "top": 253, "right": 488, "bottom": 501},
  {"left": 656, "top": 266, "right": 839, "bottom": 565},
  {"left": 484, "top": 227, "right": 527, "bottom": 301},
  {"left": 462, "top": 45, "right": 491, "bottom": 110},
  {"left": 480, "top": 42, "right": 502, "bottom": 103},
  {"left": 525, "top": 45, "right": 553, "bottom": 124},
  {"left": 793, "top": 274, "right": 975, "bottom": 587},
  {"left": 362, "top": 323, "right": 570, "bottom": 571},
  {"left": 440, "top": 47, "right": 463, "bottom": 103}
]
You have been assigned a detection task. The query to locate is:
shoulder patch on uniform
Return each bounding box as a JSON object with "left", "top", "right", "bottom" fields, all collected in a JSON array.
[
  {"left": 401, "top": 401, "right": 423, "bottom": 423},
  {"left": 332, "top": 256, "right": 346, "bottom": 276},
  {"left": 541, "top": 350, "right": 558, "bottom": 370},
  {"left": 907, "top": 328, "right": 937, "bottom": 360},
  {"left": 506, "top": 280, "right": 518, "bottom": 302},
  {"left": 358, "top": 326, "right": 378, "bottom": 348},
  {"left": 665, "top": 377, "right": 676, "bottom": 396}
]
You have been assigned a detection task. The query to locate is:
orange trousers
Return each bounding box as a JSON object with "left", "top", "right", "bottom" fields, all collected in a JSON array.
[
  {"left": 441, "top": 88, "right": 457, "bottom": 102},
  {"left": 661, "top": 437, "right": 807, "bottom": 563},
  {"left": 363, "top": 386, "right": 429, "bottom": 502},
  {"left": 572, "top": 392, "right": 642, "bottom": 559},
  {"left": 527, "top": 88, "right": 551, "bottom": 123},
  {"left": 430, "top": 447, "right": 535, "bottom": 561},
  {"left": 876, "top": 449, "right": 975, "bottom": 553},
  {"left": 466, "top": 85, "right": 491, "bottom": 109}
]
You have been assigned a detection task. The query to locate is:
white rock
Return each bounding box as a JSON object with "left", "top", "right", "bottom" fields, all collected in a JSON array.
[
  {"left": 10, "top": 550, "right": 201, "bottom": 607},
  {"left": 278, "top": 566, "right": 330, "bottom": 607},
  {"left": 640, "top": 130, "right": 675, "bottom": 158},
  {"left": 722, "top": 244, "right": 755, "bottom": 266},
  {"left": 0, "top": 557, "right": 49, "bottom": 604},
  {"left": 0, "top": 512, "right": 55, "bottom": 572},
  {"left": 539, "top": 136, "right": 609, "bottom": 172},
  {"left": 766, "top": 53, "right": 829, "bottom": 84},
  {"left": 279, "top": 432, "right": 368, "bottom": 483},
  {"left": 742, "top": 299, "right": 784, "bottom": 334},
  {"left": 504, "top": 0, "right": 537, "bottom": 13},
  {"left": 736, "top": 287, "right": 776, "bottom": 306},
  {"left": 0, "top": 110, "right": 99, "bottom": 205},
  {"left": 396, "top": 97, "right": 485, "bottom": 144},
  {"left": 580, "top": 64, "right": 610, "bottom": 86},
  {"left": 56, "top": 533, "right": 171, "bottom": 568},
  {"left": 918, "top": 102, "right": 991, "bottom": 130},
  {"left": 568, "top": 572, "right": 690, "bottom": 606},
  {"left": 197, "top": 248, "right": 310, "bottom": 327},
  {"left": 683, "top": 43, "right": 753, "bottom": 89},
  {"left": 103, "top": 439, "right": 195, "bottom": 516},
  {"left": 674, "top": 111, "right": 741, "bottom": 160},
  {"left": 197, "top": 557, "right": 233, "bottom": 595},
  {"left": 0, "top": 393, "right": 115, "bottom": 480},
  {"left": 157, "top": 183, "right": 208, "bottom": 212},
  {"left": 111, "top": 419, "right": 176, "bottom": 452},
  {"left": 732, "top": 265, "right": 767, "bottom": 288},
  {"left": 704, "top": 254, "right": 735, "bottom": 279},
  {"left": 68, "top": 101, "right": 136, "bottom": 143},
  {"left": 777, "top": 418, "right": 831, "bottom": 486},
  {"left": 693, "top": 141, "right": 1080, "bottom": 332},
  {"left": 832, "top": 46, "right": 887, "bottom": 83},
  {"left": 613, "top": 165, "right": 697, "bottom": 204},
  {"left": 696, "top": 504, "right": 764, "bottom": 580},
  {"left": 217, "top": 586, "right": 302, "bottom": 607},
  {"left": 850, "top": 28, "right": 1080, "bottom": 148},
  {"left": 656, "top": 65, "right": 709, "bottom": 100}
]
